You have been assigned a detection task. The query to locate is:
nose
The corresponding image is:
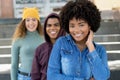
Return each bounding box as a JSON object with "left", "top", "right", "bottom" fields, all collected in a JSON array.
[
  {"left": 29, "top": 19, "right": 35, "bottom": 24},
  {"left": 50, "top": 25, "right": 56, "bottom": 30},
  {"left": 30, "top": 20, "right": 34, "bottom": 23},
  {"left": 74, "top": 26, "right": 81, "bottom": 32}
]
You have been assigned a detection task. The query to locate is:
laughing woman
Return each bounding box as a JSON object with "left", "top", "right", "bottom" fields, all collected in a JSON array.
[
  {"left": 47, "top": 1, "right": 110, "bottom": 80},
  {"left": 11, "top": 7, "right": 44, "bottom": 80}
]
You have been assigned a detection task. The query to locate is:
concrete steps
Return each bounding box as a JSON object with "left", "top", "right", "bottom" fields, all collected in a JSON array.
[
  {"left": 0, "top": 24, "right": 16, "bottom": 38},
  {"left": 0, "top": 38, "right": 12, "bottom": 46},
  {"left": 0, "top": 48, "right": 11, "bottom": 54},
  {"left": 96, "top": 21, "right": 120, "bottom": 35},
  {"left": 94, "top": 34, "right": 120, "bottom": 42},
  {"left": 0, "top": 74, "right": 10, "bottom": 80}
]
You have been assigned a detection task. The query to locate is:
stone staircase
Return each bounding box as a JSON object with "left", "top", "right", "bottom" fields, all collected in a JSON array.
[
  {"left": 94, "top": 21, "right": 120, "bottom": 80},
  {"left": 0, "top": 19, "right": 19, "bottom": 80},
  {"left": 0, "top": 19, "right": 120, "bottom": 80}
]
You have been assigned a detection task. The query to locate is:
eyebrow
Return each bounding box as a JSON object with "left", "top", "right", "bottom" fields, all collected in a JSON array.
[
  {"left": 47, "top": 22, "right": 59, "bottom": 25},
  {"left": 70, "top": 21, "right": 86, "bottom": 25},
  {"left": 54, "top": 22, "right": 60, "bottom": 25},
  {"left": 79, "top": 21, "right": 86, "bottom": 23}
]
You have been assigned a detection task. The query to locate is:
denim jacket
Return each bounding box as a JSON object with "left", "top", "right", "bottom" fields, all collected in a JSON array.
[{"left": 47, "top": 34, "right": 110, "bottom": 80}]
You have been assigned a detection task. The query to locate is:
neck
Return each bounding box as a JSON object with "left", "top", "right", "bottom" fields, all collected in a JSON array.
[
  {"left": 50, "top": 39, "right": 56, "bottom": 44},
  {"left": 75, "top": 39, "right": 87, "bottom": 51}
]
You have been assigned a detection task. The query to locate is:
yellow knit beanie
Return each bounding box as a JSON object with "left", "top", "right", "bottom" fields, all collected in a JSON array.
[{"left": 22, "top": 7, "right": 40, "bottom": 21}]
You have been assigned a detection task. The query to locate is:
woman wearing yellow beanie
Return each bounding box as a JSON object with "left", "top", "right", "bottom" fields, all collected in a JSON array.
[{"left": 11, "top": 7, "right": 44, "bottom": 80}]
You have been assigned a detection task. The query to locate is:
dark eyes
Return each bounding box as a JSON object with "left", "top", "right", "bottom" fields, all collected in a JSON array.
[
  {"left": 26, "top": 18, "right": 37, "bottom": 22},
  {"left": 47, "top": 24, "right": 51, "bottom": 27},
  {"left": 54, "top": 24, "right": 59, "bottom": 26},
  {"left": 47, "top": 23, "right": 60, "bottom": 27},
  {"left": 32, "top": 19, "right": 37, "bottom": 21},
  {"left": 69, "top": 24, "right": 84, "bottom": 28},
  {"left": 69, "top": 25, "right": 74, "bottom": 28}
]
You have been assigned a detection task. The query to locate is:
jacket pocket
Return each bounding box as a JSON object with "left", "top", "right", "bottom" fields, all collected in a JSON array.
[{"left": 61, "top": 48, "right": 73, "bottom": 63}]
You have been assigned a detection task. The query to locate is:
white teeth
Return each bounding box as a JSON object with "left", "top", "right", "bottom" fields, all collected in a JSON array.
[
  {"left": 50, "top": 31, "right": 56, "bottom": 34},
  {"left": 29, "top": 26, "right": 34, "bottom": 28},
  {"left": 75, "top": 34, "right": 81, "bottom": 37}
]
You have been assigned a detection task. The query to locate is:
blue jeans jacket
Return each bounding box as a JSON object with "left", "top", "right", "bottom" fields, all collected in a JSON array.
[{"left": 47, "top": 34, "right": 110, "bottom": 80}]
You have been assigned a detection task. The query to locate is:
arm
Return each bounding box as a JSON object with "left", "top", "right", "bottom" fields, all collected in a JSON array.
[
  {"left": 87, "top": 47, "right": 110, "bottom": 80},
  {"left": 47, "top": 38, "right": 84, "bottom": 80},
  {"left": 86, "top": 30, "right": 110, "bottom": 80},
  {"left": 11, "top": 40, "right": 20, "bottom": 80},
  {"left": 31, "top": 47, "right": 41, "bottom": 80}
]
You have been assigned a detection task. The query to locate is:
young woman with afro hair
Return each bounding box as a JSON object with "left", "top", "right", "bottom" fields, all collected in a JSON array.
[{"left": 47, "top": 0, "right": 110, "bottom": 80}]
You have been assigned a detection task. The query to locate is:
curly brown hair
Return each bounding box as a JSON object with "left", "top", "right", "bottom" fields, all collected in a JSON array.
[{"left": 59, "top": 0, "right": 101, "bottom": 33}]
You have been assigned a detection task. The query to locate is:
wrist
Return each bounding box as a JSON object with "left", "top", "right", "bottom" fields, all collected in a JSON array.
[{"left": 87, "top": 43, "right": 95, "bottom": 52}]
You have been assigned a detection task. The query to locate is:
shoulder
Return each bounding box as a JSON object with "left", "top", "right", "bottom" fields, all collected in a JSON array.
[
  {"left": 36, "top": 42, "right": 53, "bottom": 53},
  {"left": 12, "top": 38, "right": 22, "bottom": 46},
  {"left": 56, "top": 35, "right": 69, "bottom": 43},
  {"left": 94, "top": 42, "right": 107, "bottom": 55},
  {"left": 54, "top": 35, "right": 72, "bottom": 49},
  {"left": 35, "top": 42, "right": 52, "bottom": 57},
  {"left": 36, "top": 42, "right": 49, "bottom": 50}
]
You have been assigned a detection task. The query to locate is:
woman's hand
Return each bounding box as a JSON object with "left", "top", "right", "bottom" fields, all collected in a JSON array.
[{"left": 86, "top": 30, "right": 95, "bottom": 52}]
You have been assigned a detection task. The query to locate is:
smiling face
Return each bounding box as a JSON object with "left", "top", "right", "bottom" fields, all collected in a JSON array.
[
  {"left": 69, "top": 18, "right": 90, "bottom": 43},
  {"left": 25, "top": 17, "right": 38, "bottom": 32},
  {"left": 46, "top": 18, "right": 61, "bottom": 42}
]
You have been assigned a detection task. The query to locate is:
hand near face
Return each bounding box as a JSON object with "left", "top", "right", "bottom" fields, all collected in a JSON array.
[
  {"left": 86, "top": 30, "right": 93, "bottom": 45},
  {"left": 86, "top": 30, "right": 95, "bottom": 52}
]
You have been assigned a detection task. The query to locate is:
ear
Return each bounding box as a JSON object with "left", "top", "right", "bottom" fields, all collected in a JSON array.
[
  {"left": 89, "top": 25, "right": 91, "bottom": 28},
  {"left": 88, "top": 26, "right": 91, "bottom": 30}
]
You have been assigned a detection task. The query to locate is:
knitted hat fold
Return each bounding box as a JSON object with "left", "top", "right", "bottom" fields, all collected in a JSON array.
[{"left": 22, "top": 7, "right": 40, "bottom": 21}]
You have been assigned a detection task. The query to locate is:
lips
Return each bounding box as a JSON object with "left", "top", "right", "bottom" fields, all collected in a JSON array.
[
  {"left": 28, "top": 25, "right": 35, "bottom": 28},
  {"left": 75, "top": 34, "right": 82, "bottom": 37},
  {"left": 51, "top": 31, "right": 56, "bottom": 34},
  {"left": 49, "top": 31, "right": 58, "bottom": 36}
]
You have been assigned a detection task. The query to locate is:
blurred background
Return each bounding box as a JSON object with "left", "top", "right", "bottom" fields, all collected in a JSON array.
[{"left": 0, "top": 0, "right": 120, "bottom": 80}]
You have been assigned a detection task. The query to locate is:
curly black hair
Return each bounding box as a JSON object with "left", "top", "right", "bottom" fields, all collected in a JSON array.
[{"left": 59, "top": 0, "right": 101, "bottom": 33}]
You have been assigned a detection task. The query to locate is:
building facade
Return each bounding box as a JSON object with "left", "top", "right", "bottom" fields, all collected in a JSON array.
[
  {"left": 1, "top": 0, "right": 120, "bottom": 19},
  {"left": 0, "top": 0, "right": 72, "bottom": 18}
]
